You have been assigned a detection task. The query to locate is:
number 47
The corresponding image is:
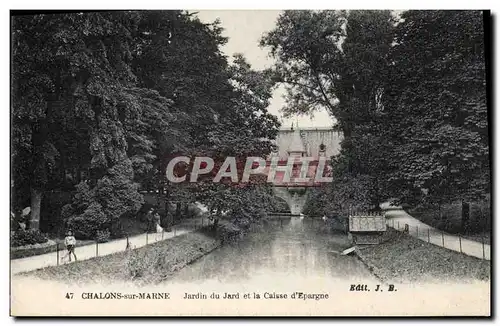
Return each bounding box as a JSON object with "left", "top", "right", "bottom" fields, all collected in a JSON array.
[{"left": 65, "top": 292, "right": 74, "bottom": 299}]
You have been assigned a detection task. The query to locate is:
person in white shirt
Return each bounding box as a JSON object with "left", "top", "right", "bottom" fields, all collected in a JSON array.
[{"left": 62, "top": 230, "right": 77, "bottom": 262}]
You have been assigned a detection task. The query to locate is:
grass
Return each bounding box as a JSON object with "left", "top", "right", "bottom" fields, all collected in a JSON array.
[
  {"left": 357, "top": 228, "right": 491, "bottom": 284},
  {"left": 17, "top": 221, "right": 244, "bottom": 286},
  {"left": 19, "top": 227, "right": 222, "bottom": 286}
]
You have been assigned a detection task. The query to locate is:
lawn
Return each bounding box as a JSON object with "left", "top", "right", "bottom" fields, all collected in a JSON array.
[{"left": 357, "top": 228, "right": 491, "bottom": 284}]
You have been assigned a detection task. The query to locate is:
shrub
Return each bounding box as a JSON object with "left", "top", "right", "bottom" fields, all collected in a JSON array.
[
  {"left": 66, "top": 202, "right": 110, "bottom": 240},
  {"left": 11, "top": 229, "right": 48, "bottom": 247},
  {"left": 96, "top": 229, "right": 111, "bottom": 243},
  {"left": 63, "top": 160, "right": 144, "bottom": 240}
]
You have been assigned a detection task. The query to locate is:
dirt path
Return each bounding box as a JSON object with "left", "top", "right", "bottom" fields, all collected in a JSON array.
[{"left": 11, "top": 218, "right": 205, "bottom": 275}]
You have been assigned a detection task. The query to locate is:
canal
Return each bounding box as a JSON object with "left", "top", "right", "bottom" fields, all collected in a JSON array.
[{"left": 167, "top": 216, "right": 377, "bottom": 286}]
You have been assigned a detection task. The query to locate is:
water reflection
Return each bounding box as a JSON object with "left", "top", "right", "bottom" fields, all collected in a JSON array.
[{"left": 167, "top": 216, "right": 376, "bottom": 284}]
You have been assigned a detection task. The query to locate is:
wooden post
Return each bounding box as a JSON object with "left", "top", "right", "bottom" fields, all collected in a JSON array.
[
  {"left": 397, "top": 221, "right": 400, "bottom": 230},
  {"left": 441, "top": 231, "right": 444, "bottom": 247},
  {"left": 416, "top": 226, "right": 419, "bottom": 238},
  {"left": 56, "top": 243, "right": 59, "bottom": 265},
  {"left": 174, "top": 226, "right": 176, "bottom": 236},
  {"left": 459, "top": 235, "right": 462, "bottom": 253},
  {"left": 96, "top": 240, "right": 98, "bottom": 257},
  {"left": 162, "top": 229, "right": 164, "bottom": 240},
  {"left": 146, "top": 232, "right": 148, "bottom": 245},
  {"left": 482, "top": 236, "right": 485, "bottom": 260},
  {"left": 427, "top": 229, "right": 430, "bottom": 243}
]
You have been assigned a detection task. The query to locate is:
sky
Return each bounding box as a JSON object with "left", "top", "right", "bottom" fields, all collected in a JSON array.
[{"left": 195, "top": 10, "right": 334, "bottom": 129}]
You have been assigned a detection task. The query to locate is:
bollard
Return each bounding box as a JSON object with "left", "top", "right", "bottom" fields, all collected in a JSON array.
[
  {"left": 427, "top": 229, "right": 430, "bottom": 243},
  {"left": 441, "top": 231, "right": 444, "bottom": 247},
  {"left": 56, "top": 243, "right": 59, "bottom": 266},
  {"left": 459, "top": 235, "right": 462, "bottom": 253}
]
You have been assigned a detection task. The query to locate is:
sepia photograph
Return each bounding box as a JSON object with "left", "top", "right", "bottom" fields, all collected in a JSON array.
[{"left": 9, "top": 8, "right": 492, "bottom": 317}]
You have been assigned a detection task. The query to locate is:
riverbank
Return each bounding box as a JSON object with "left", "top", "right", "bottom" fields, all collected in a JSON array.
[
  {"left": 17, "top": 221, "right": 242, "bottom": 286},
  {"left": 356, "top": 228, "right": 490, "bottom": 284}
]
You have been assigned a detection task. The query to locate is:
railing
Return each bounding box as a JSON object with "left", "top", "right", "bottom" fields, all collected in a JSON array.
[
  {"left": 53, "top": 217, "right": 208, "bottom": 266},
  {"left": 387, "top": 218, "right": 490, "bottom": 261}
]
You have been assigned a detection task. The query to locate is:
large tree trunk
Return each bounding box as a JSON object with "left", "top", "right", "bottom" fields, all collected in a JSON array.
[{"left": 30, "top": 188, "right": 43, "bottom": 230}]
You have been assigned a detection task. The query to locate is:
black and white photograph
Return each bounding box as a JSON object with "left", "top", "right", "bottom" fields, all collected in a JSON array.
[{"left": 8, "top": 8, "right": 492, "bottom": 316}]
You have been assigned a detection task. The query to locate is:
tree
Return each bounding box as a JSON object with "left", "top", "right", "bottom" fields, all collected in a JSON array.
[
  {"left": 382, "top": 10, "right": 489, "bottom": 231},
  {"left": 12, "top": 11, "right": 183, "bottom": 233},
  {"left": 261, "top": 10, "right": 396, "bottom": 210}
]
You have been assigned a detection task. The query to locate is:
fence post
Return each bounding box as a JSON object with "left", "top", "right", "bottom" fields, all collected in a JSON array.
[
  {"left": 416, "top": 226, "right": 419, "bottom": 238},
  {"left": 146, "top": 232, "right": 148, "bottom": 245},
  {"left": 441, "top": 231, "right": 444, "bottom": 247},
  {"left": 162, "top": 229, "right": 164, "bottom": 240},
  {"left": 397, "top": 221, "right": 400, "bottom": 230},
  {"left": 174, "top": 225, "right": 176, "bottom": 236},
  {"left": 427, "top": 229, "right": 430, "bottom": 243},
  {"left": 459, "top": 235, "right": 462, "bottom": 253},
  {"left": 56, "top": 243, "right": 59, "bottom": 265},
  {"left": 96, "top": 240, "right": 99, "bottom": 257},
  {"left": 482, "top": 236, "right": 485, "bottom": 260}
]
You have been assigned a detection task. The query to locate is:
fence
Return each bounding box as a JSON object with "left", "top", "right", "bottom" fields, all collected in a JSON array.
[
  {"left": 387, "top": 218, "right": 490, "bottom": 261},
  {"left": 53, "top": 216, "right": 208, "bottom": 266}
]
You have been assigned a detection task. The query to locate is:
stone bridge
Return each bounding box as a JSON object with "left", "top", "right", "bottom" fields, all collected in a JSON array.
[{"left": 265, "top": 126, "right": 342, "bottom": 215}]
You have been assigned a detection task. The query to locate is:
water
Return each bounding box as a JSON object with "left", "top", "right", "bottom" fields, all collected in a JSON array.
[{"left": 167, "top": 216, "right": 376, "bottom": 285}]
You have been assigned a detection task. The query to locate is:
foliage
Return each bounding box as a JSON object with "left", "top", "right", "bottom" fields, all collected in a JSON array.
[
  {"left": 96, "top": 229, "right": 111, "bottom": 243},
  {"left": 12, "top": 10, "right": 281, "bottom": 236},
  {"left": 62, "top": 160, "right": 143, "bottom": 239},
  {"left": 11, "top": 229, "right": 48, "bottom": 247},
  {"left": 383, "top": 10, "right": 489, "bottom": 208},
  {"left": 261, "top": 10, "right": 396, "bottom": 209},
  {"left": 262, "top": 10, "right": 489, "bottom": 231}
]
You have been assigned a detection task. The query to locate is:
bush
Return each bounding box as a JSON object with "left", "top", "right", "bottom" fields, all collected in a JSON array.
[
  {"left": 96, "top": 229, "right": 111, "bottom": 243},
  {"left": 66, "top": 202, "right": 110, "bottom": 240},
  {"left": 63, "top": 160, "right": 144, "bottom": 240},
  {"left": 11, "top": 229, "right": 48, "bottom": 247}
]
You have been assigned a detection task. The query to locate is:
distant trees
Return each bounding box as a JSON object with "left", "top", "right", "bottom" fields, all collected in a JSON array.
[{"left": 262, "top": 10, "right": 489, "bottom": 230}]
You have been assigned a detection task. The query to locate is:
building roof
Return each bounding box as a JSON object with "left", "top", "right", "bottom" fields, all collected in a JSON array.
[{"left": 349, "top": 215, "right": 387, "bottom": 232}]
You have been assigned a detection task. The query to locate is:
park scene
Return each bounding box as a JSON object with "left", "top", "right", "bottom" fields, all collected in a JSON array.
[{"left": 10, "top": 10, "right": 491, "bottom": 316}]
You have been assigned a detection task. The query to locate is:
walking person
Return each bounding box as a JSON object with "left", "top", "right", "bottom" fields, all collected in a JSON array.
[
  {"left": 153, "top": 210, "right": 163, "bottom": 241},
  {"left": 146, "top": 208, "right": 154, "bottom": 232},
  {"left": 61, "top": 230, "right": 77, "bottom": 263}
]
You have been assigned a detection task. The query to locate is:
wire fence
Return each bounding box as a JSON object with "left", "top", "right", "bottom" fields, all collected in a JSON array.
[
  {"left": 54, "top": 216, "right": 208, "bottom": 266},
  {"left": 387, "top": 218, "right": 490, "bottom": 261}
]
